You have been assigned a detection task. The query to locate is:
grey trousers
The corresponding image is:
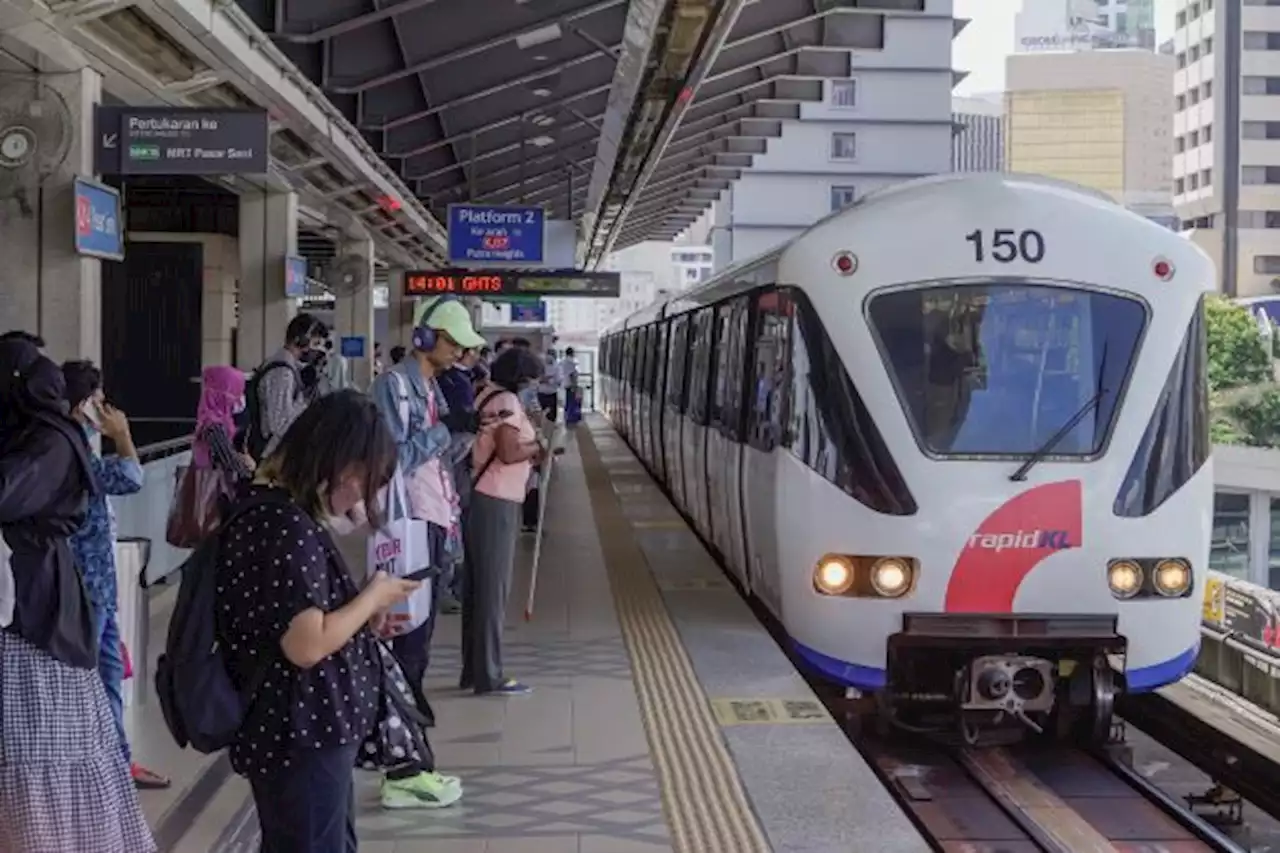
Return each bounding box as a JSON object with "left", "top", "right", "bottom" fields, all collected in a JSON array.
[{"left": 461, "top": 492, "right": 522, "bottom": 692}]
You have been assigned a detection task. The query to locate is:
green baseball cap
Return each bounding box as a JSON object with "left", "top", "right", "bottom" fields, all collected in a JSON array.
[{"left": 413, "top": 296, "right": 486, "bottom": 350}]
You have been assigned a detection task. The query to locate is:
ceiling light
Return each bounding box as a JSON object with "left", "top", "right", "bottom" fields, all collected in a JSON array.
[
  {"left": 531, "top": 88, "right": 552, "bottom": 97},
  {"left": 516, "top": 23, "right": 563, "bottom": 50},
  {"left": 531, "top": 114, "right": 555, "bottom": 127},
  {"left": 533, "top": 54, "right": 549, "bottom": 61},
  {"left": 530, "top": 135, "right": 554, "bottom": 147}
]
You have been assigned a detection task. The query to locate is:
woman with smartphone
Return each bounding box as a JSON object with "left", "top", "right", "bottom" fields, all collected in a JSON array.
[{"left": 0, "top": 339, "right": 155, "bottom": 852}]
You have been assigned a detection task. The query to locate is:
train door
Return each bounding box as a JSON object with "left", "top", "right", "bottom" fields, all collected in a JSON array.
[
  {"left": 741, "top": 290, "right": 791, "bottom": 613},
  {"left": 621, "top": 330, "right": 636, "bottom": 438},
  {"left": 662, "top": 316, "right": 690, "bottom": 507},
  {"left": 683, "top": 308, "right": 715, "bottom": 538},
  {"left": 650, "top": 321, "right": 669, "bottom": 481},
  {"left": 627, "top": 329, "right": 642, "bottom": 443},
  {"left": 706, "top": 303, "right": 734, "bottom": 565},
  {"left": 720, "top": 297, "right": 752, "bottom": 582},
  {"left": 638, "top": 325, "right": 654, "bottom": 466}
]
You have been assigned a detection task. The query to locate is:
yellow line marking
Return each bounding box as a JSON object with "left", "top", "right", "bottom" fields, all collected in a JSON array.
[
  {"left": 710, "top": 698, "right": 832, "bottom": 726},
  {"left": 630, "top": 519, "right": 690, "bottom": 530},
  {"left": 579, "top": 424, "right": 772, "bottom": 853}
]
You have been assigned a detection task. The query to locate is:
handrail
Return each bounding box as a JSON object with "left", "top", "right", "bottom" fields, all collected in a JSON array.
[{"left": 137, "top": 434, "right": 194, "bottom": 464}]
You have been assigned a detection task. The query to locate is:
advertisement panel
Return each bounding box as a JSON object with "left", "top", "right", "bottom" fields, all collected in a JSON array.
[{"left": 73, "top": 177, "right": 124, "bottom": 261}]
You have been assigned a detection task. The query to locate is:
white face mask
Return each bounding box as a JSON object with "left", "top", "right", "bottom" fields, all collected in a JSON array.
[{"left": 322, "top": 499, "right": 369, "bottom": 537}]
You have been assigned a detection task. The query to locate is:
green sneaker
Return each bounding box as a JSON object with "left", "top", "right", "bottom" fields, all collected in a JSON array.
[{"left": 380, "top": 771, "right": 463, "bottom": 810}]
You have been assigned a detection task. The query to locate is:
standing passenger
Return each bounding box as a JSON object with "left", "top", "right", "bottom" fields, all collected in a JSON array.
[
  {"left": 0, "top": 339, "right": 155, "bottom": 853},
  {"left": 463, "top": 347, "right": 545, "bottom": 696},
  {"left": 244, "top": 313, "right": 327, "bottom": 461},
  {"left": 62, "top": 361, "right": 171, "bottom": 790}
]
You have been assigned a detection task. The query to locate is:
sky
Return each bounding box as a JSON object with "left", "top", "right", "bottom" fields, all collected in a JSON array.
[{"left": 953, "top": 0, "right": 1178, "bottom": 96}]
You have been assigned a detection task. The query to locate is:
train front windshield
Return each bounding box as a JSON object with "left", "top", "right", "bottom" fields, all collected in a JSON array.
[{"left": 868, "top": 282, "right": 1147, "bottom": 458}]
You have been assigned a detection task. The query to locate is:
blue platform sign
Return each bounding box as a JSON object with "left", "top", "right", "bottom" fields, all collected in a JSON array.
[
  {"left": 447, "top": 204, "right": 545, "bottom": 265},
  {"left": 73, "top": 177, "right": 123, "bottom": 261},
  {"left": 510, "top": 300, "right": 548, "bottom": 324},
  {"left": 285, "top": 256, "right": 308, "bottom": 298},
  {"left": 340, "top": 336, "right": 366, "bottom": 358}
]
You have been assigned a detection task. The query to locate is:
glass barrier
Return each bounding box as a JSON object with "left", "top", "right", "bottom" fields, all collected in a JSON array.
[{"left": 114, "top": 440, "right": 193, "bottom": 588}]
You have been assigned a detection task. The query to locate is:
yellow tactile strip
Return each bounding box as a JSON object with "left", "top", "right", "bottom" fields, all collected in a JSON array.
[{"left": 578, "top": 424, "right": 773, "bottom": 853}]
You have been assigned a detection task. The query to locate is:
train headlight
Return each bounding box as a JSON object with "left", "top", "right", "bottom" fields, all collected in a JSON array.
[
  {"left": 1107, "top": 560, "right": 1143, "bottom": 599},
  {"left": 1153, "top": 559, "right": 1192, "bottom": 597},
  {"left": 814, "top": 556, "right": 855, "bottom": 595},
  {"left": 870, "top": 558, "right": 912, "bottom": 598}
]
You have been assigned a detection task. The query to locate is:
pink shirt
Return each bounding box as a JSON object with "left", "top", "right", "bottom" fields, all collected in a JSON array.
[{"left": 473, "top": 389, "right": 536, "bottom": 503}]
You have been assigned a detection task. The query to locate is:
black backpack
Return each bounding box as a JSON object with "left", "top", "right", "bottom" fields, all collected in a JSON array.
[
  {"left": 154, "top": 492, "right": 280, "bottom": 754},
  {"left": 243, "top": 361, "right": 298, "bottom": 461}
]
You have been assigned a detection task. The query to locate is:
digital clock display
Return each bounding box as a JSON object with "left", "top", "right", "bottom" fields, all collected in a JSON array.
[
  {"left": 405, "top": 273, "right": 506, "bottom": 295},
  {"left": 403, "top": 269, "right": 621, "bottom": 299}
]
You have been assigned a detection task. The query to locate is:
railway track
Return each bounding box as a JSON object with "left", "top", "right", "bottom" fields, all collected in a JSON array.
[{"left": 863, "top": 736, "right": 1247, "bottom": 853}]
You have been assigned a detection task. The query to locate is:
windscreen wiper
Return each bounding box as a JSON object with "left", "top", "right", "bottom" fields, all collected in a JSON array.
[{"left": 1008, "top": 388, "right": 1107, "bottom": 482}]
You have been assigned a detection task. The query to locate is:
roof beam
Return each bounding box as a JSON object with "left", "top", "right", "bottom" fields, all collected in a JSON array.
[
  {"left": 327, "top": 0, "right": 626, "bottom": 94},
  {"left": 276, "top": 0, "right": 441, "bottom": 43},
  {"left": 408, "top": 132, "right": 596, "bottom": 182}
]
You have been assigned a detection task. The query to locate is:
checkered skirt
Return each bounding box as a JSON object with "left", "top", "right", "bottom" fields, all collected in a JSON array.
[{"left": 0, "top": 630, "right": 156, "bottom": 853}]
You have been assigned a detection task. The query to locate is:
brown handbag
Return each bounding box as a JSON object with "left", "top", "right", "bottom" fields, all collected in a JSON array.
[{"left": 164, "top": 464, "right": 231, "bottom": 549}]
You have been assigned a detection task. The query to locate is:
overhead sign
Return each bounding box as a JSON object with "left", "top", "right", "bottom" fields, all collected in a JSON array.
[
  {"left": 95, "top": 106, "right": 269, "bottom": 175},
  {"left": 447, "top": 205, "right": 545, "bottom": 265},
  {"left": 73, "top": 177, "right": 124, "bottom": 261},
  {"left": 405, "top": 269, "right": 621, "bottom": 299},
  {"left": 340, "top": 337, "right": 366, "bottom": 359},
  {"left": 511, "top": 300, "right": 548, "bottom": 324},
  {"left": 285, "top": 256, "right": 308, "bottom": 298}
]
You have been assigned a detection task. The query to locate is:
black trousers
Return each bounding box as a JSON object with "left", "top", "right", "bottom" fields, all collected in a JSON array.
[
  {"left": 250, "top": 743, "right": 359, "bottom": 853},
  {"left": 537, "top": 391, "right": 559, "bottom": 423}
]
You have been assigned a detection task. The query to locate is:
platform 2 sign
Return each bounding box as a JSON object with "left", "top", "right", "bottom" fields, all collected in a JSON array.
[
  {"left": 95, "top": 106, "right": 269, "bottom": 176},
  {"left": 447, "top": 205, "right": 545, "bottom": 265},
  {"left": 405, "top": 269, "right": 620, "bottom": 299},
  {"left": 73, "top": 177, "right": 124, "bottom": 262}
]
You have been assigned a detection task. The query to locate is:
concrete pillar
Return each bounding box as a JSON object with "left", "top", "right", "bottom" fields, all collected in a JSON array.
[
  {"left": 385, "top": 268, "right": 413, "bottom": 353},
  {"left": 0, "top": 68, "right": 103, "bottom": 363},
  {"left": 333, "top": 236, "right": 376, "bottom": 389},
  {"left": 237, "top": 191, "right": 298, "bottom": 370}
]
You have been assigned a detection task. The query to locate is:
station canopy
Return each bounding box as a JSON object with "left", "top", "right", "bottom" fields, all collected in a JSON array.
[{"left": 230, "top": 0, "right": 907, "bottom": 262}]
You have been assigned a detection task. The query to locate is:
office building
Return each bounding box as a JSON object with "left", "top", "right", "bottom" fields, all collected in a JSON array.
[
  {"left": 953, "top": 95, "right": 1004, "bottom": 172},
  {"left": 707, "top": 0, "right": 957, "bottom": 270},
  {"left": 1005, "top": 49, "right": 1174, "bottom": 221},
  {"left": 1172, "top": 0, "right": 1280, "bottom": 298}
]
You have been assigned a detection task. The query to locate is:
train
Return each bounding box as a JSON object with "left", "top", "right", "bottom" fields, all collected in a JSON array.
[{"left": 599, "top": 173, "right": 1214, "bottom": 744}]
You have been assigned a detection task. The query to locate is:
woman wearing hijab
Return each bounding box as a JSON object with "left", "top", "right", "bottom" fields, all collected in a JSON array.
[
  {"left": 194, "top": 366, "right": 254, "bottom": 481},
  {"left": 0, "top": 337, "right": 155, "bottom": 853}
]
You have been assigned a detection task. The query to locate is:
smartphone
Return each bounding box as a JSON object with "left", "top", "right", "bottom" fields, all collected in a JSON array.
[
  {"left": 83, "top": 399, "right": 105, "bottom": 430},
  {"left": 402, "top": 567, "right": 433, "bottom": 583}
]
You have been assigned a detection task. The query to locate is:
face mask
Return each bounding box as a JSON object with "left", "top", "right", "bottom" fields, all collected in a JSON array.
[
  {"left": 322, "top": 499, "right": 368, "bottom": 537},
  {"left": 232, "top": 396, "right": 246, "bottom": 415}
]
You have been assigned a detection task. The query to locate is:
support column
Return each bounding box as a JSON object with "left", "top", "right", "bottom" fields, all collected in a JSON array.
[
  {"left": 0, "top": 68, "right": 103, "bottom": 363},
  {"left": 334, "top": 236, "right": 376, "bottom": 390},
  {"left": 385, "top": 268, "right": 414, "bottom": 353},
  {"left": 237, "top": 191, "right": 298, "bottom": 370}
]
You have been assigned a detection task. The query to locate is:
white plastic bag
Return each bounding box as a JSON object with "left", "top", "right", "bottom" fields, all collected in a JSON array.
[
  {"left": 0, "top": 534, "right": 12, "bottom": 628},
  {"left": 367, "top": 468, "right": 432, "bottom": 638}
]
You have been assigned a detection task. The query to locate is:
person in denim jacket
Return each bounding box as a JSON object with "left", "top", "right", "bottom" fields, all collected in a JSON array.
[
  {"left": 62, "top": 360, "right": 169, "bottom": 790},
  {"left": 368, "top": 295, "right": 484, "bottom": 810}
]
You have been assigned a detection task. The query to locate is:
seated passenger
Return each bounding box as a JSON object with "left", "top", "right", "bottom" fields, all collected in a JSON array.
[
  {"left": 214, "top": 391, "right": 430, "bottom": 848},
  {"left": 463, "top": 347, "right": 545, "bottom": 696},
  {"left": 62, "top": 360, "right": 170, "bottom": 790}
]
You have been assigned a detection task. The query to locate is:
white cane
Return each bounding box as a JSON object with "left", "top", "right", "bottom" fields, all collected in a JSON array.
[{"left": 525, "top": 424, "right": 561, "bottom": 620}]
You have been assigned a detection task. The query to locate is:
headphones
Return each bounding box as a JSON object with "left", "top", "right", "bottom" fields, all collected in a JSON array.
[
  {"left": 289, "top": 313, "right": 323, "bottom": 349},
  {"left": 412, "top": 295, "right": 462, "bottom": 352}
]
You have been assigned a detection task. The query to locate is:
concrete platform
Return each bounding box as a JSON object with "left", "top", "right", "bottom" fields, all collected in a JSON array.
[{"left": 133, "top": 415, "right": 927, "bottom": 853}]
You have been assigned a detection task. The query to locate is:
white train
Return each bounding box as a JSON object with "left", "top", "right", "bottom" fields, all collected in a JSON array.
[{"left": 600, "top": 173, "right": 1213, "bottom": 743}]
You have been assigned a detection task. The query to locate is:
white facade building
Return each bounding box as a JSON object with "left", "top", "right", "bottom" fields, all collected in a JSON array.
[
  {"left": 1172, "top": 0, "right": 1280, "bottom": 297},
  {"left": 952, "top": 95, "right": 1004, "bottom": 172},
  {"left": 708, "top": 1, "right": 958, "bottom": 271},
  {"left": 671, "top": 245, "right": 714, "bottom": 290}
]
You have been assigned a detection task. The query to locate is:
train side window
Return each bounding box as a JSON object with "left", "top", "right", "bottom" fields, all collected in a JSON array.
[
  {"left": 688, "top": 308, "right": 714, "bottom": 426},
  {"left": 1114, "top": 299, "right": 1210, "bottom": 517},
  {"left": 624, "top": 330, "right": 638, "bottom": 388},
  {"left": 666, "top": 315, "right": 690, "bottom": 411},
  {"left": 784, "top": 288, "right": 918, "bottom": 516},
  {"left": 709, "top": 304, "right": 732, "bottom": 426},
  {"left": 747, "top": 290, "right": 792, "bottom": 452},
  {"left": 653, "top": 322, "right": 669, "bottom": 397}
]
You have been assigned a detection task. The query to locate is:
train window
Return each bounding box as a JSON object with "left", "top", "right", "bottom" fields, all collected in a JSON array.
[
  {"left": 785, "top": 289, "right": 917, "bottom": 515},
  {"left": 1114, "top": 299, "right": 1210, "bottom": 517},
  {"left": 746, "top": 290, "right": 792, "bottom": 452},
  {"left": 868, "top": 282, "right": 1146, "bottom": 458},
  {"left": 666, "top": 315, "right": 690, "bottom": 411},
  {"left": 720, "top": 296, "right": 751, "bottom": 441},
  {"left": 653, "top": 322, "right": 669, "bottom": 397},
  {"left": 710, "top": 304, "right": 733, "bottom": 426},
  {"left": 688, "top": 308, "right": 715, "bottom": 426}
]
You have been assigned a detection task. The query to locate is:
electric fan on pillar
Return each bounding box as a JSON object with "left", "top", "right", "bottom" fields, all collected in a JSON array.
[
  {"left": 0, "top": 76, "right": 74, "bottom": 218},
  {"left": 322, "top": 254, "right": 371, "bottom": 297}
]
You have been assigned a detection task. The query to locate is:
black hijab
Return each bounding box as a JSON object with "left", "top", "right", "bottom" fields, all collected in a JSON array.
[{"left": 0, "top": 339, "right": 99, "bottom": 495}]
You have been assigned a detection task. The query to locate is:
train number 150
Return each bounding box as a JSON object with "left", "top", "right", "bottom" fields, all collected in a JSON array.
[{"left": 965, "top": 228, "right": 1045, "bottom": 264}]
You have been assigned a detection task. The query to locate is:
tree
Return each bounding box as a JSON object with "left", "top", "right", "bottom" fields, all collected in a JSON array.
[{"left": 1205, "top": 296, "right": 1272, "bottom": 391}]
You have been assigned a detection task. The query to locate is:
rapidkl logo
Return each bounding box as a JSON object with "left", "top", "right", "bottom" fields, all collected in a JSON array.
[
  {"left": 945, "top": 481, "right": 1083, "bottom": 613},
  {"left": 967, "top": 529, "right": 1073, "bottom": 553},
  {"left": 76, "top": 196, "right": 92, "bottom": 237}
]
